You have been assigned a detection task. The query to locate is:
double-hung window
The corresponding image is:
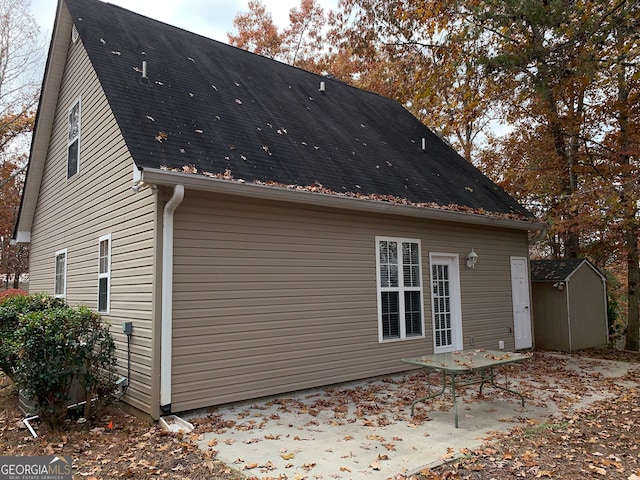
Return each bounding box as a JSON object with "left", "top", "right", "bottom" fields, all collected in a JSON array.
[
  {"left": 376, "top": 237, "right": 424, "bottom": 342},
  {"left": 67, "top": 98, "right": 81, "bottom": 179},
  {"left": 98, "top": 235, "right": 111, "bottom": 313},
  {"left": 54, "top": 249, "right": 67, "bottom": 298}
]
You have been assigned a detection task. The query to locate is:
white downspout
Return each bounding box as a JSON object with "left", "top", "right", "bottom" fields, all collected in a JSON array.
[{"left": 160, "top": 184, "right": 184, "bottom": 414}]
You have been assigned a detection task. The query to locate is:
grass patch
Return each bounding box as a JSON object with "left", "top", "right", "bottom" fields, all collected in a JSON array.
[{"left": 523, "top": 420, "right": 569, "bottom": 438}]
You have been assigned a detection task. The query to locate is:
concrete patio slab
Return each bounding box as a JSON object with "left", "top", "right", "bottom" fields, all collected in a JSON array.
[{"left": 188, "top": 352, "right": 639, "bottom": 480}]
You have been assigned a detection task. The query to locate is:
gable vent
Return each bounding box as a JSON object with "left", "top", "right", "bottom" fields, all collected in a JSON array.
[{"left": 72, "top": 24, "right": 79, "bottom": 43}]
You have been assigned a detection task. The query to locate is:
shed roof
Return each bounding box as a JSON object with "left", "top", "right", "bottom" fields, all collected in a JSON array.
[
  {"left": 62, "top": 0, "right": 532, "bottom": 218},
  {"left": 530, "top": 259, "right": 605, "bottom": 282}
]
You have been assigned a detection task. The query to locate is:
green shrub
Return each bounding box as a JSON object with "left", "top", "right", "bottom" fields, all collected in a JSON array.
[
  {"left": 15, "top": 300, "right": 117, "bottom": 430},
  {"left": 0, "top": 293, "right": 65, "bottom": 379}
]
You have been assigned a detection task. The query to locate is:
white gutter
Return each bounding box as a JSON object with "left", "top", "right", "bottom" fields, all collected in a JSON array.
[
  {"left": 529, "top": 224, "right": 547, "bottom": 243},
  {"left": 138, "top": 168, "right": 546, "bottom": 233},
  {"left": 160, "top": 184, "right": 184, "bottom": 414}
]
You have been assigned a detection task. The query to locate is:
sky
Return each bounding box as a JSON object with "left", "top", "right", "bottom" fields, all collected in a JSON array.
[{"left": 30, "top": 0, "right": 339, "bottom": 44}]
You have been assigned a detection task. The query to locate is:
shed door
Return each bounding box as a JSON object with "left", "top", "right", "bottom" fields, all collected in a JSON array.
[{"left": 511, "top": 257, "right": 532, "bottom": 349}]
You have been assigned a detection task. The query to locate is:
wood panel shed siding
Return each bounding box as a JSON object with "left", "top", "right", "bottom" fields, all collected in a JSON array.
[
  {"left": 567, "top": 265, "right": 608, "bottom": 350},
  {"left": 27, "top": 35, "right": 158, "bottom": 416},
  {"left": 531, "top": 284, "right": 570, "bottom": 351},
  {"left": 530, "top": 259, "right": 608, "bottom": 352},
  {"left": 170, "top": 190, "right": 530, "bottom": 412}
]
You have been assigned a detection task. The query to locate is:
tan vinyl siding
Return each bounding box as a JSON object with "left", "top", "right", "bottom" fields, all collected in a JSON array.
[
  {"left": 28, "top": 35, "right": 158, "bottom": 416},
  {"left": 171, "top": 191, "right": 529, "bottom": 412}
]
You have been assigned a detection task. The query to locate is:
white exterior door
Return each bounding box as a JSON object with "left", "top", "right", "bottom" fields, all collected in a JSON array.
[
  {"left": 511, "top": 257, "right": 532, "bottom": 350},
  {"left": 430, "top": 253, "right": 463, "bottom": 353}
]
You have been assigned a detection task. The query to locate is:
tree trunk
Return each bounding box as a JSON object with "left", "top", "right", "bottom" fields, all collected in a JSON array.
[
  {"left": 626, "top": 227, "right": 640, "bottom": 351},
  {"left": 615, "top": 22, "right": 639, "bottom": 351}
]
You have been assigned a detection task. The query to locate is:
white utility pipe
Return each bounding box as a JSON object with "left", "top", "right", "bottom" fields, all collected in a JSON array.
[{"left": 160, "top": 184, "right": 184, "bottom": 413}]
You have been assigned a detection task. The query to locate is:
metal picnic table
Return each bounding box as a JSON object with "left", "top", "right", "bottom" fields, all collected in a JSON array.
[{"left": 401, "top": 349, "right": 531, "bottom": 428}]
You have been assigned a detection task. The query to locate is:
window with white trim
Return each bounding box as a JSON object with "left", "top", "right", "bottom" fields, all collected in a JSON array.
[
  {"left": 54, "top": 249, "right": 67, "bottom": 298},
  {"left": 67, "top": 98, "right": 81, "bottom": 179},
  {"left": 376, "top": 237, "right": 424, "bottom": 341},
  {"left": 98, "top": 235, "right": 111, "bottom": 313}
]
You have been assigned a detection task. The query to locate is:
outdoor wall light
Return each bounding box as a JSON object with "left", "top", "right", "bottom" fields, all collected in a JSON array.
[
  {"left": 466, "top": 249, "right": 478, "bottom": 269},
  {"left": 553, "top": 282, "right": 565, "bottom": 290}
]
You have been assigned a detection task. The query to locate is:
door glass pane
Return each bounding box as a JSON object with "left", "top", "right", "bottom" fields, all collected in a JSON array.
[{"left": 432, "top": 263, "right": 453, "bottom": 348}]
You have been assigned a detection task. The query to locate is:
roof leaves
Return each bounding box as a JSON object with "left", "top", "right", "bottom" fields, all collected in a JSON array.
[{"left": 66, "top": 0, "right": 534, "bottom": 221}]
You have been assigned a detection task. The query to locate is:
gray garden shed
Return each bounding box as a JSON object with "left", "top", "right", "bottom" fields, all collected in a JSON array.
[{"left": 530, "top": 259, "right": 608, "bottom": 351}]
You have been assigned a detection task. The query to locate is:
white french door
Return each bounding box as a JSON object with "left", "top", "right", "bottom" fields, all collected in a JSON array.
[{"left": 430, "top": 253, "right": 463, "bottom": 353}]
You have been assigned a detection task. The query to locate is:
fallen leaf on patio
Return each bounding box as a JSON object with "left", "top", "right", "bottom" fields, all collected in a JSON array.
[
  {"left": 589, "top": 465, "right": 607, "bottom": 475},
  {"left": 536, "top": 470, "right": 555, "bottom": 478},
  {"left": 264, "top": 434, "right": 281, "bottom": 440},
  {"left": 281, "top": 452, "right": 295, "bottom": 460},
  {"left": 340, "top": 466, "right": 352, "bottom": 472},
  {"left": 302, "top": 463, "right": 316, "bottom": 471},
  {"left": 285, "top": 463, "right": 294, "bottom": 468},
  {"left": 207, "top": 438, "right": 218, "bottom": 447},
  {"left": 261, "top": 461, "right": 275, "bottom": 471},
  {"left": 343, "top": 435, "right": 354, "bottom": 441},
  {"left": 370, "top": 460, "right": 381, "bottom": 470},
  {"left": 377, "top": 454, "right": 390, "bottom": 461},
  {"left": 244, "top": 463, "right": 258, "bottom": 470}
]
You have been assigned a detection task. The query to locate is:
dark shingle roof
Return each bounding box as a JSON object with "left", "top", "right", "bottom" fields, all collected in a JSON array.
[
  {"left": 65, "top": 0, "right": 532, "bottom": 217},
  {"left": 530, "top": 259, "right": 589, "bottom": 282}
]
